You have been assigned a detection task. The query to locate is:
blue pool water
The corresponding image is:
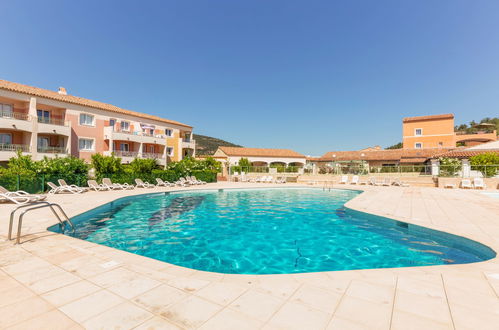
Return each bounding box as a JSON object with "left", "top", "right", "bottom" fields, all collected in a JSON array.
[{"left": 48, "top": 188, "right": 496, "bottom": 274}]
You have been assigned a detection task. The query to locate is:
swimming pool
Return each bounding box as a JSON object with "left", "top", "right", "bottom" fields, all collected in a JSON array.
[{"left": 49, "top": 188, "right": 496, "bottom": 274}]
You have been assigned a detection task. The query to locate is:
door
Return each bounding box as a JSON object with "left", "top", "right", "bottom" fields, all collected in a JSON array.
[
  {"left": 38, "top": 137, "right": 49, "bottom": 152},
  {"left": 109, "top": 119, "right": 116, "bottom": 131},
  {"left": 37, "top": 110, "right": 50, "bottom": 123}
]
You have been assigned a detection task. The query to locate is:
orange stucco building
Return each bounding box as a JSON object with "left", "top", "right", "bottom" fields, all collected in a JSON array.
[
  {"left": 402, "top": 114, "right": 497, "bottom": 149},
  {"left": 0, "top": 80, "right": 196, "bottom": 165}
]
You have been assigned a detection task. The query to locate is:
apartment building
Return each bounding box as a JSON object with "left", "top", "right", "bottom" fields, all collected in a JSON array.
[
  {"left": 0, "top": 80, "right": 195, "bottom": 165},
  {"left": 402, "top": 114, "right": 497, "bottom": 149}
]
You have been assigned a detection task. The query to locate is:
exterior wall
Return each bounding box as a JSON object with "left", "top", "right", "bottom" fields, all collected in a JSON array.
[
  {"left": 403, "top": 117, "right": 455, "bottom": 149},
  {"left": 0, "top": 88, "right": 192, "bottom": 164}
]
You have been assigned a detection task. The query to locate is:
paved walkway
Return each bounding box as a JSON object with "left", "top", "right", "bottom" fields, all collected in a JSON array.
[{"left": 0, "top": 183, "right": 498, "bottom": 329}]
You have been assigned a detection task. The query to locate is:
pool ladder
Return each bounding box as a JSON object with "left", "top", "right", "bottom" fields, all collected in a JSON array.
[
  {"left": 323, "top": 181, "right": 334, "bottom": 191},
  {"left": 8, "top": 201, "right": 76, "bottom": 244}
]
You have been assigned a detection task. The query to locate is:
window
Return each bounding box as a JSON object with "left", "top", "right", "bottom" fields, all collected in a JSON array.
[
  {"left": 142, "top": 128, "right": 154, "bottom": 136},
  {"left": 120, "top": 121, "right": 130, "bottom": 131},
  {"left": 415, "top": 128, "right": 422, "bottom": 136},
  {"left": 165, "top": 129, "right": 173, "bottom": 137},
  {"left": 415, "top": 142, "right": 423, "bottom": 149},
  {"left": 37, "top": 109, "right": 50, "bottom": 123},
  {"left": 78, "top": 138, "right": 94, "bottom": 151},
  {"left": 0, "top": 133, "right": 12, "bottom": 144},
  {"left": 79, "top": 113, "right": 94, "bottom": 126},
  {"left": 148, "top": 145, "right": 154, "bottom": 153},
  {"left": 166, "top": 147, "right": 174, "bottom": 156},
  {"left": 109, "top": 119, "right": 116, "bottom": 130},
  {"left": 119, "top": 143, "right": 129, "bottom": 151},
  {"left": 0, "top": 103, "right": 13, "bottom": 117}
]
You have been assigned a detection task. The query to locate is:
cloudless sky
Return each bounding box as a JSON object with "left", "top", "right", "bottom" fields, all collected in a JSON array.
[{"left": 1, "top": 0, "right": 499, "bottom": 155}]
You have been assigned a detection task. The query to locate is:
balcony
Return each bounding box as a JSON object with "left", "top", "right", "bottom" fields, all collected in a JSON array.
[
  {"left": 0, "top": 143, "right": 30, "bottom": 161},
  {"left": 37, "top": 146, "right": 67, "bottom": 154},
  {"left": 182, "top": 138, "right": 196, "bottom": 149},
  {"left": 104, "top": 126, "right": 167, "bottom": 145},
  {"left": 37, "top": 117, "right": 71, "bottom": 136},
  {"left": 0, "top": 111, "right": 33, "bottom": 131},
  {"left": 35, "top": 146, "right": 69, "bottom": 160}
]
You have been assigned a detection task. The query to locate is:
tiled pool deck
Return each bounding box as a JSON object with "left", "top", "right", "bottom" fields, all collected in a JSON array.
[{"left": 0, "top": 183, "right": 498, "bottom": 329}]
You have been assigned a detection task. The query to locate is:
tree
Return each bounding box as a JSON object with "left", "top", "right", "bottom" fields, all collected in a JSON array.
[
  {"left": 470, "top": 153, "right": 499, "bottom": 177},
  {"left": 439, "top": 158, "right": 462, "bottom": 177},
  {"left": 386, "top": 142, "right": 403, "bottom": 149}
]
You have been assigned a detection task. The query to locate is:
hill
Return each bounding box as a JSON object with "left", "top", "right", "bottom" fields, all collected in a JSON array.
[{"left": 194, "top": 134, "right": 243, "bottom": 155}]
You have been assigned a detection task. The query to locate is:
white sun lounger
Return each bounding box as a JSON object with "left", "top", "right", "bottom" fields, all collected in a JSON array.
[
  {"left": 135, "top": 178, "right": 155, "bottom": 188},
  {"left": 473, "top": 177, "right": 487, "bottom": 189},
  {"left": 102, "top": 178, "right": 134, "bottom": 190},
  {"left": 460, "top": 179, "right": 472, "bottom": 189},
  {"left": 175, "top": 178, "right": 190, "bottom": 186},
  {"left": 186, "top": 176, "right": 201, "bottom": 185},
  {"left": 351, "top": 175, "right": 359, "bottom": 185},
  {"left": 339, "top": 175, "right": 348, "bottom": 184},
  {"left": 58, "top": 179, "right": 87, "bottom": 193},
  {"left": 382, "top": 178, "right": 391, "bottom": 186},
  {"left": 392, "top": 178, "right": 410, "bottom": 187},
  {"left": 156, "top": 178, "right": 174, "bottom": 187},
  {"left": 0, "top": 186, "right": 46, "bottom": 201},
  {"left": 87, "top": 180, "right": 110, "bottom": 191},
  {"left": 190, "top": 176, "right": 207, "bottom": 185},
  {"left": 48, "top": 182, "right": 82, "bottom": 194},
  {"left": 0, "top": 193, "right": 39, "bottom": 205}
]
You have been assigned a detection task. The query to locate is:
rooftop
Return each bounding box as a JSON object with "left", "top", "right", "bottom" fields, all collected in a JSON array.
[
  {"left": 0, "top": 79, "right": 192, "bottom": 128},
  {"left": 402, "top": 113, "right": 454, "bottom": 123},
  {"left": 320, "top": 148, "right": 454, "bottom": 162},
  {"left": 218, "top": 147, "right": 306, "bottom": 158}
]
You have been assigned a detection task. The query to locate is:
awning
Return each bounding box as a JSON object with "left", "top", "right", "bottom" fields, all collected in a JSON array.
[{"left": 140, "top": 123, "right": 155, "bottom": 129}]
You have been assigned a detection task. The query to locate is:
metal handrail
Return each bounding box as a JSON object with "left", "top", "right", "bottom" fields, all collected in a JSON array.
[{"left": 8, "top": 201, "right": 75, "bottom": 244}]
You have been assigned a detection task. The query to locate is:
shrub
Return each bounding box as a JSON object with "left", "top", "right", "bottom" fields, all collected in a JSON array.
[
  {"left": 192, "top": 170, "right": 217, "bottom": 183},
  {"left": 91, "top": 154, "right": 123, "bottom": 177},
  {"left": 439, "top": 157, "right": 462, "bottom": 177},
  {"left": 470, "top": 153, "right": 499, "bottom": 177},
  {"left": 129, "top": 158, "right": 158, "bottom": 174}
]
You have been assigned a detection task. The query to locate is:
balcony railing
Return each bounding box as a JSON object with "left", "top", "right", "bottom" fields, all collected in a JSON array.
[
  {"left": 142, "top": 152, "right": 163, "bottom": 159},
  {"left": 109, "top": 127, "right": 165, "bottom": 139},
  {"left": 37, "top": 146, "right": 67, "bottom": 154},
  {"left": 113, "top": 150, "right": 139, "bottom": 158},
  {"left": 0, "top": 143, "right": 30, "bottom": 152},
  {"left": 0, "top": 111, "right": 30, "bottom": 121},
  {"left": 37, "top": 117, "right": 69, "bottom": 127}
]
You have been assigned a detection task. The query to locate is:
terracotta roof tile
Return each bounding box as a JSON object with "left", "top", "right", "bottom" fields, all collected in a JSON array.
[
  {"left": 435, "top": 149, "right": 499, "bottom": 159},
  {"left": 219, "top": 147, "right": 305, "bottom": 158},
  {"left": 402, "top": 113, "right": 454, "bottom": 123},
  {"left": 0, "top": 79, "right": 192, "bottom": 128},
  {"left": 319, "top": 148, "right": 454, "bottom": 162}
]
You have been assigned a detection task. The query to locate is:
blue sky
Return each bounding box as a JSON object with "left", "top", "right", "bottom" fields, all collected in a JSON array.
[{"left": 1, "top": 1, "right": 499, "bottom": 155}]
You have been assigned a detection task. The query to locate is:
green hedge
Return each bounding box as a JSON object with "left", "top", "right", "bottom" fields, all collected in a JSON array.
[{"left": 0, "top": 173, "right": 88, "bottom": 194}]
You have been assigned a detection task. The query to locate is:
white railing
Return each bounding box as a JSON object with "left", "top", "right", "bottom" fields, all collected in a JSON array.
[
  {"left": 37, "top": 117, "right": 69, "bottom": 127},
  {"left": 0, "top": 111, "right": 30, "bottom": 121},
  {"left": 37, "top": 146, "right": 67, "bottom": 154},
  {"left": 0, "top": 144, "right": 30, "bottom": 152},
  {"left": 142, "top": 152, "right": 163, "bottom": 159},
  {"left": 113, "top": 150, "right": 139, "bottom": 158}
]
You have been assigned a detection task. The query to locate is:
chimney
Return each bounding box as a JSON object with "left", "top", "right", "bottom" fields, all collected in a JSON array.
[{"left": 58, "top": 87, "right": 67, "bottom": 95}]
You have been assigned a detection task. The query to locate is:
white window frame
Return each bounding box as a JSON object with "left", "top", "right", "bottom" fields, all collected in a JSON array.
[
  {"left": 79, "top": 113, "right": 95, "bottom": 126},
  {"left": 78, "top": 137, "right": 95, "bottom": 151},
  {"left": 166, "top": 147, "right": 174, "bottom": 156},
  {"left": 119, "top": 143, "right": 130, "bottom": 152},
  {"left": 415, "top": 142, "right": 423, "bottom": 149},
  {"left": 165, "top": 129, "right": 173, "bottom": 137},
  {"left": 0, "top": 133, "right": 12, "bottom": 144},
  {"left": 120, "top": 121, "right": 130, "bottom": 132},
  {"left": 0, "top": 103, "right": 13, "bottom": 117},
  {"left": 414, "top": 128, "right": 423, "bottom": 136}
]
